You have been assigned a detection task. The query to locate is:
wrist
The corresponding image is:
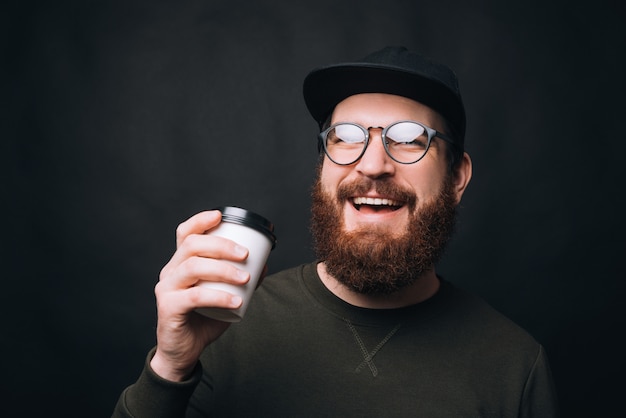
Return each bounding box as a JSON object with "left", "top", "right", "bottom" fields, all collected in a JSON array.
[{"left": 150, "top": 349, "right": 197, "bottom": 382}]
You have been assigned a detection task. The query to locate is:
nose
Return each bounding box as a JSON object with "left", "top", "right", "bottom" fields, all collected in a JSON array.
[{"left": 354, "top": 129, "right": 395, "bottom": 179}]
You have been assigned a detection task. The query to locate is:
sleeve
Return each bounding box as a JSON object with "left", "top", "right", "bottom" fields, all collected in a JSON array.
[
  {"left": 111, "top": 347, "right": 203, "bottom": 418},
  {"left": 519, "top": 345, "right": 560, "bottom": 418}
]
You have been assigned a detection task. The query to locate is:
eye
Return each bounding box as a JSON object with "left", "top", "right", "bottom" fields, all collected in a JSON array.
[
  {"left": 333, "top": 124, "right": 365, "bottom": 144},
  {"left": 388, "top": 137, "right": 428, "bottom": 148},
  {"left": 386, "top": 122, "right": 428, "bottom": 149}
]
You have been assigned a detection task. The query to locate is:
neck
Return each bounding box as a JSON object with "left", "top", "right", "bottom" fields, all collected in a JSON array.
[{"left": 316, "top": 262, "right": 440, "bottom": 309}]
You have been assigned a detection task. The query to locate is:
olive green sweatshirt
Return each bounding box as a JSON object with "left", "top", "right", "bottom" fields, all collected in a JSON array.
[{"left": 114, "top": 263, "right": 558, "bottom": 417}]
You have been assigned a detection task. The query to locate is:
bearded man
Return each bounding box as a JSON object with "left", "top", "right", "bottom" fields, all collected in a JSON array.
[{"left": 114, "top": 46, "right": 559, "bottom": 417}]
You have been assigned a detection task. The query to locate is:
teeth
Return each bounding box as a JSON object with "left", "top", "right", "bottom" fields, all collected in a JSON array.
[{"left": 353, "top": 197, "right": 402, "bottom": 206}]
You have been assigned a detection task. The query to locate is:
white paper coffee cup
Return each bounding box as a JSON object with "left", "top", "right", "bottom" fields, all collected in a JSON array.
[{"left": 195, "top": 206, "right": 276, "bottom": 322}]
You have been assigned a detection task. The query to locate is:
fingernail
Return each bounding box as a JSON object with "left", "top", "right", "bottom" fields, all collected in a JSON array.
[
  {"left": 237, "top": 270, "right": 249, "bottom": 282},
  {"left": 234, "top": 245, "right": 248, "bottom": 257},
  {"left": 231, "top": 296, "right": 242, "bottom": 307}
]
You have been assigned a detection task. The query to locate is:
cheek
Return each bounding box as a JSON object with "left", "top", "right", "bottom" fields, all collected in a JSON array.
[
  {"left": 319, "top": 161, "right": 347, "bottom": 194},
  {"left": 404, "top": 163, "right": 448, "bottom": 201}
]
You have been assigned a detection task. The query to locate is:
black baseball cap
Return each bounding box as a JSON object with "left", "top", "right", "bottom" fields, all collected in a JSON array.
[{"left": 303, "top": 46, "right": 466, "bottom": 149}]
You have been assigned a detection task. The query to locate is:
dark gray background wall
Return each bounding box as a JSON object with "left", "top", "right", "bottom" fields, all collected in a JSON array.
[{"left": 3, "top": 0, "right": 624, "bottom": 416}]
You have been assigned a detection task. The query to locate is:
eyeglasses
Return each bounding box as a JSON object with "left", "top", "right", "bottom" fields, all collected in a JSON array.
[{"left": 318, "top": 120, "right": 453, "bottom": 165}]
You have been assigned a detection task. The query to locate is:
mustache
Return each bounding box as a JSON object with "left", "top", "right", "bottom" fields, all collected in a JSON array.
[{"left": 336, "top": 178, "right": 417, "bottom": 210}]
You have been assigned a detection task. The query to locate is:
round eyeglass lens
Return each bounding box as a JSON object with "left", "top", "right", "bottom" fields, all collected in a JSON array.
[
  {"left": 324, "top": 123, "right": 366, "bottom": 164},
  {"left": 385, "top": 122, "right": 430, "bottom": 163}
]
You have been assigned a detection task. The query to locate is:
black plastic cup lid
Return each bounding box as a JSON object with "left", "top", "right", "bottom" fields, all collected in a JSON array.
[{"left": 213, "top": 206, "right": 277, "bottom": 249}]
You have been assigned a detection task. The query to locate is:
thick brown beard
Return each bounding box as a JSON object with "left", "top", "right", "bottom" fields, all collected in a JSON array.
[{"left": 310, "top": 174, "right": 458, "bottom": 295}]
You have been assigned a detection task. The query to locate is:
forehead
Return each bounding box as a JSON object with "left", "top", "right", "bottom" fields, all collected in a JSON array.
[{"left": 331, "top": 93, "right": 444, "bottom": 129}]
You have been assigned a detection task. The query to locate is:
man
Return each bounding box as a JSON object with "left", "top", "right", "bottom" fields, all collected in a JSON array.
[{"left": 113, "top": 46, "right": 559, "bottom": 417}]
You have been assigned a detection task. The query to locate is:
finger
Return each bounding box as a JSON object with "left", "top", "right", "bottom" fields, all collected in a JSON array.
[
  {"left": 156, "top": 281, "right": 244, "bottom": 315},
  {"left": 175, "top": 210, "right": 222, "bottom": 248},
  {"left": 160, "top": 256, "right": 250, "bottom": 290},
  {"left": 163, "top": 233, "right": 249, "bottom": 277}
]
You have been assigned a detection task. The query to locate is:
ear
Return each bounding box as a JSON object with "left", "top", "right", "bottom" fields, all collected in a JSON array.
[{"left": 452, "top": 152, "right": 472, "bottom": 204}]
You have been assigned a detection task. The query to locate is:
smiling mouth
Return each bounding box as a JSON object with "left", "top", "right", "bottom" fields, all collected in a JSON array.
[{"left": 352, "top": 197, "right": 404, "bottom": 212}]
